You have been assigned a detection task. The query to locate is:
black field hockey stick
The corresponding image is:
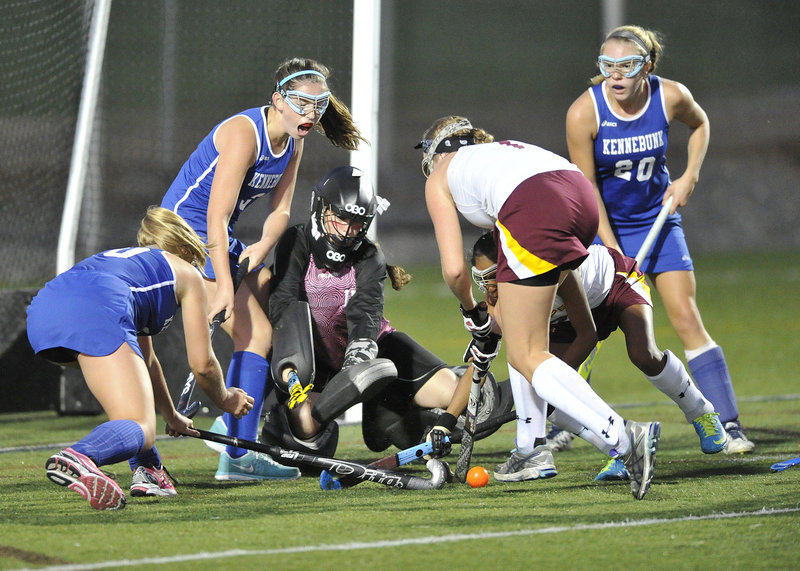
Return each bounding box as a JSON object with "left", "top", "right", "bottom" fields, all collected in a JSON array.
[
  {"left": 176, "top": 258, "right": 250, "bottom": 414},
  {"left": 320, "top": 408, "right": 517, "bottom": 490},
  {"left": 454, "top": 366, "right": 485, "bottom": 483},
  {"left": 191, "top": 429, "right": 447, "bottom": 490}
]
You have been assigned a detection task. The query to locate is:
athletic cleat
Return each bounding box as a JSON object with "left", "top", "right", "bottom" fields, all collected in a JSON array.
[
  {"left": 215, "top": 451, "right": 300, "bottom": 481},
  {"left": 619, "top": 421, "right": 660, "bottom": 500},
  {"left": 594, "top": 458, "right": 629, "bottom": 481},
  {"left": 692, "top": 412, "right": 727, "bottom": 454},
  {"left": 544, "top": 424, "right": 574, "bottom": 452},
  {"left": 493, "top": 445, "right": 558, "bottom": 482},
  {"left": 45, "top": 448, "right": 126, "bottom": 510},
  {"left": 130, "top": 465, "right": 177, "bottom": 497},
  {"left": 723, "top": 420, "right": 755, "bottom": 454},
  {"left": 203, "top": 416, "right": 228, "bottom": 454}
]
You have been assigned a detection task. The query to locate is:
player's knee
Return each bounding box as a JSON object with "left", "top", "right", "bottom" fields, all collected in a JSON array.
[{"left": 628, "top": 346, "right": 664, "bottom": 376}]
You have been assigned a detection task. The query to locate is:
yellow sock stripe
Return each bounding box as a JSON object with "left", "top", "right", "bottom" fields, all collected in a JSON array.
[{"left": 496, "top": 221, "right": 558, "bottom": 278}]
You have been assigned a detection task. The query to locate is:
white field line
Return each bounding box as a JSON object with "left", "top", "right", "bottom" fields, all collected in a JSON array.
[
  {"left": 2, "top": 392, "right": 800, "bottom": 454},
  {"left": 20, "top": 506, "right": 800, "bottom": 571}
]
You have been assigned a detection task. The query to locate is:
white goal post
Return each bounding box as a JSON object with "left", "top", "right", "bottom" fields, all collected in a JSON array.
[
  {"left": 56, "top": 0, "right": 112, "bottom": 275},
  {"left": 343, "top": 0, "right": 382, "bottom": 425}
]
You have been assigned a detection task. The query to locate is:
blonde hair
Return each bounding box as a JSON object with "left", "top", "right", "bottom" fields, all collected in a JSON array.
[
  {"left": 590, "top": 25, "right": 664, "bottom": 86},
  {"left": 273, "top": 57, "right": 368, "bottom": 151},
  {"left": 420, "top": 115, "right": 495, "bottom": 145},
  {"left": 137, "top": 206, "right": 209, "bottom": 269}
]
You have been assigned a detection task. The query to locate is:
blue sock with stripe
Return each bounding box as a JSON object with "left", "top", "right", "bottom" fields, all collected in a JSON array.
[
  {"left": 129, "top": 446, "right": 162, "bottom": 471},
  {"left": 687, "top": 345, "right": 739, "bottom": 423},
  {"left": 223, "top": 351, "right": 271, "bottom": 458},
  {"left": 71, "top": 419, "right": 145, "bottom": 467}
]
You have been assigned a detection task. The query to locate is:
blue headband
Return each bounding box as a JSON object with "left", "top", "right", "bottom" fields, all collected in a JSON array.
[{"left": 278, "top": 70, "right": 326, "bottom": 87}]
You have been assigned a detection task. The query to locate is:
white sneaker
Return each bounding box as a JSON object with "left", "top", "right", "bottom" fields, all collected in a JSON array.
[
  {"left": 493, "top": 445, "right": 558, "bottom": 482},
  {"left": 619, "top": 421, "right": 661, "bottom": 500},
  {"left": 130, "top": 465, "right": 177, "bottom": 497},
  {"left": 544, "top": 424, "right": 575, "bottom": 452},
  {"left": 723, "top": 420, "right": 755, "bottom": 454}
]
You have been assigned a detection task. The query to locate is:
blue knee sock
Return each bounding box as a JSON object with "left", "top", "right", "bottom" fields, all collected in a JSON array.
[
  {"left": 687, "top": 345, "right": 739, "bottom": 423},
  {"left": 223, "top": 351, "right": 271, "bottom": 458},
  {"left": 71, "top": 419, "right": 145, "bottom": 467},
  {"left": 129, "top": 446, "right": 162, "bottom": 471}
]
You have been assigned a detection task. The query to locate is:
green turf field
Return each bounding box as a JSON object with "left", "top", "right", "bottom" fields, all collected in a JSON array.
[{"left": 1, "top": 251, "right": 799, "bottom": 570}]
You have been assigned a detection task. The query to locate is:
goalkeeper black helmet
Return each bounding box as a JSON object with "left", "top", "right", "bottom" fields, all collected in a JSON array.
[{"left": 309, "top": 166, "right": 377, "bottom": 271}]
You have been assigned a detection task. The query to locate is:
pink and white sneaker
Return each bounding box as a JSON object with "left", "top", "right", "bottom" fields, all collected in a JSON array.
[
  {"left": 130, "top": 465, "right": 177, "bottom": 497},
  {"left": 45, "top": 448, "right": 126, "bottom": 510}
]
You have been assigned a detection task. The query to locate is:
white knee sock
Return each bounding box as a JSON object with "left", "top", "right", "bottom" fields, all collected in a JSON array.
[
  {"left": 547, "top": 408, "right": 612, "bottom": 453},
  {"left": 647, "top": 350, "right": 713, "bottom": 422},
  {"left": 508, "top": 365, "right": 546, "bottom": 454},
  {"left": 531, "top": 357, "right": 628, "bottom": 455}
]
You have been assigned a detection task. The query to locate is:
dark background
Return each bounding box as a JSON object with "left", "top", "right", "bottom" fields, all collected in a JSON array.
[{"left": 1, "top": 1, "right": 797, "bottom": 412}]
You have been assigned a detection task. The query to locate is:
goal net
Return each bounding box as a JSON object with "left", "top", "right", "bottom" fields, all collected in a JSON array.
[{"left": 1, "top": 0, "right": 361, "bottom": 413}]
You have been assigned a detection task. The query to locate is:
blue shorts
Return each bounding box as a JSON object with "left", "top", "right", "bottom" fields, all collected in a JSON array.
[
  {"left": 202, "top": 236, "right": 262, "bottom": 281},
  {"left": 604, "top": 217, "right": 694, "bottom": 274},
  {"left": 27, "top": 272, "right": 143, "bottom": 361}
]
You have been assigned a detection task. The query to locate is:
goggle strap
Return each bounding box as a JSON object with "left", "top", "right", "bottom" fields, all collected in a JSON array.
[{"left": 278, "top": 69, "right": 326, "bottom": 87}]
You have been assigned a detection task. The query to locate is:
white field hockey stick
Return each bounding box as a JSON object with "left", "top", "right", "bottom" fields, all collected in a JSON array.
[
  {"left": 577, "top": 196, "right": 674, "bottom": 380},
  {"left": 454, "top": 366, "right": 484, "bottom": 483},
  {"left": 176, "top": 258, "right": 250, "bottom": 414}
]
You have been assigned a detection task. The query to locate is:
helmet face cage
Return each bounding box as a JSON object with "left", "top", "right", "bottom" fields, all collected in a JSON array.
[
  {"left": 317, "top": 196, "right": 374, "bottom": 250},
  {"left": 471, "top": 263, "right": 497, "bottom": 293},
  {"left": 309, "top": 166, "right": 377, "bottom": 270}
]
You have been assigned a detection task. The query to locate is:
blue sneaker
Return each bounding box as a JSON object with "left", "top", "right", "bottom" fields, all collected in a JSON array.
[
  {"left": 692, "top": 412, "right": 727, "bottom": 454},
  {"left": 594, "top": 458, "right": 629, "bottom": 481},
  {"left": 215, "top": 451, "right": 300, "bottom": 481},
  {"left": 203, "top": 416, "right": 227, "bottom": 454}
]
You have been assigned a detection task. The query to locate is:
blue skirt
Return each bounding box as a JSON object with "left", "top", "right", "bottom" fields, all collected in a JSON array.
[{"left": 27, "top": 271, "right": 143, "bottom": 361}]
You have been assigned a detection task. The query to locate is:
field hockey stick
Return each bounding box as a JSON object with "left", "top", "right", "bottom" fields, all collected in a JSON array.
[
  {"left": 635, "top": 195, "right": 674, "bottom": 267},
  {"left": 191, "top": 429, "right": 447, "bottom": 490},
  {"left": 454, "top": 366, "right": 484, "bottom": 483},
  {"left": 320, "top": 438, "right": 449, "bottom": 490},
  {"left": 770, "top": 457, "right": 800, "bottom": 472},
  {"left": 321, "top": 408, "right": 518, "bottom": 490},
  {"left": 577, "top": 196, "right": 674, "bottom": 380},
  {"left": 176, "top": 258, "right": 251, "bottom": 414}
]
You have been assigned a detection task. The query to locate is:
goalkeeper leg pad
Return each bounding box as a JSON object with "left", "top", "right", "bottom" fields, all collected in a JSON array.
[
  {"left": 311, "top": 358, "right": 397, "bottom": 425},
  {"left": 261, "top": 400, "right": 340, "bottom": 458},
  {"left": 271, "top": 301, "right": 315, "bottom": 393}
]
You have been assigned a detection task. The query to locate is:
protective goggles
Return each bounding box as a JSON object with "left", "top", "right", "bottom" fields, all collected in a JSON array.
[
  {"left": 471, "top": 263, "right": 497, "bottom": 293},
  {"left": 597, "top": 54, "right": 649, "bottom": 78},
  {"left": 280, "top": 89, "right": 330, "bottom": 116}
]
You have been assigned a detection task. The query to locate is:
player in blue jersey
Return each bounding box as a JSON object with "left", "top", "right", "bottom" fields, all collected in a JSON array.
[
  {"left": 27, "top": 207, "right": 255, "bottom": 510},
  {"left": 566, "top": 25, "right": 754, "bottom": 454},
  {"left": 162, "top": 57, "right": 366, "bottom": 480}
]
